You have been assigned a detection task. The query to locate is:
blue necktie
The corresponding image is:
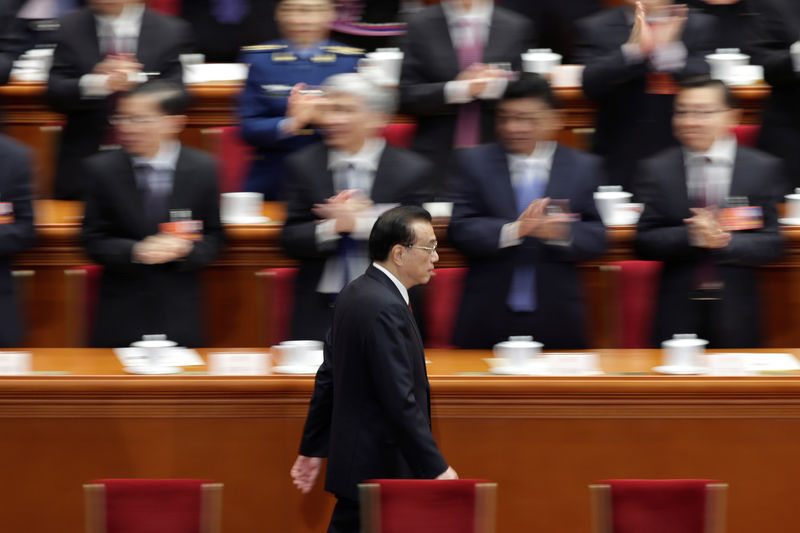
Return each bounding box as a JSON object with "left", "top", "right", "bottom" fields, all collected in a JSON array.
[{"left": 507, "top": 162, "right": 546, "bottom": 313}]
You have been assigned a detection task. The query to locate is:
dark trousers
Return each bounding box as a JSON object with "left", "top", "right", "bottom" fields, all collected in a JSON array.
[{"left": 328, "top": 496, "right": 360, "bottom": 533}]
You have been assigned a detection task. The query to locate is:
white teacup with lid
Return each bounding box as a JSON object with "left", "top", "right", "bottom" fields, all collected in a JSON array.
[
  {"left": 493, "top": 336, "right": 543, "bottom": 368},
  {"left": 706, "top": 48, "right": 750, "bottom": 83},
  {"left": 594, "top": 185, "right": 633, "bottom": 226},
  {"left": 660, "top": 333, "right": 708, "bottom": 372},
  {"left": 521, "top": 49, "right": 562, "bottom": 76},
  {"left": 783, "top": 188, "right": 800, "bottom": 222},
  {"left": 273, "top": 340, "right": 324, "bottom": 369},
  {"left": 128, "top": 334, "right": 180, "bottom": 374}
]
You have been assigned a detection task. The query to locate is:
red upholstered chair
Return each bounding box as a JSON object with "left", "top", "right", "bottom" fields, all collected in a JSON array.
[
  {"left": 359, "top": 479, "right": 497, "bottom": 533},
  {"left": 382, "top": 123, "right": 417, "bottom": 149},
  {"left": 424, "top": 267, "right": 467, "bottom": 348},
  {"left": 146, "top": 0, "right": 182, "bottom": 15},
  {"left": 84, "top": 479, "right": 223, "bottom": 533},
  {"left": 604, "top": 261, "right": 663, "bottom": 348},
  {"left": 590, "top": 479, "right": 727, "bottom": 533},
  {"left": 63, "top": 265, "right": 104, "bottom": 347},
  {"left": 731, "top": 125, "right": 760, "bottom": 148},
  {"left": 216, "top": 126, "right": 254, "bottom": 193},
  {"left": 256, "top": 267, "right": 298, "bottom": 345}
]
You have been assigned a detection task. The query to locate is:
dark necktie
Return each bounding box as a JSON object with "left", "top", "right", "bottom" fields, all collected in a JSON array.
[{"left": 136, "top": 163, "right": 171, "bottom": 227}]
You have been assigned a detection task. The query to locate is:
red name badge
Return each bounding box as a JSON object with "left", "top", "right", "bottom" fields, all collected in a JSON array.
[
  {"left": 719, "top": 206, "right": 763, "bottom": 231},
  {"left": 0, "top": 202, "right": 14, "bottom": 224},
  {"left": 159, "top": 220, "right": 203, "bottom": 241},
  {"left": 646, "top": 72, "right": 679, "bottom": 95}
]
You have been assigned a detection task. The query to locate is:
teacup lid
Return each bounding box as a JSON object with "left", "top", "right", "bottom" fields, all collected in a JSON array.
[
  {"left": 494, "top": 335, "right": 544, "bottom": 349},
  {"left": 523, "top": 49, "right": 562, "bottom": 60},
  {"left": 131, "top": 334, "right": 177, "bottom": 349},
  {"left": 662, "top": 333, "right": 708, "bottom": 348}
]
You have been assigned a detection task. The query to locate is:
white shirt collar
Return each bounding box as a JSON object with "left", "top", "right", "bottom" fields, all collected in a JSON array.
[
  {"left": 372, "top": 262, "right": 410, "bottom": 305},
  {"left": 327, "top": 138, "right": 386, "bottom": 172},
  {"left": 96, "top": 2, "right": 145, "bottom": 35},
  {"left": 684, "top": 135, "right": 737, "bottom": 167},
  {"left": 506, "top": 141, "right": 557, "bottom": 174},
  {"left": 132, "top": 140, "right": 181, "bottom": 171},
  {"left": 442, "top": 0, "right": 493, "bottom": 29}
]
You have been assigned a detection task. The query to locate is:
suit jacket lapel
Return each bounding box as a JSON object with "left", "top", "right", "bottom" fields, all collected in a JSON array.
[
  {"left": 168, "top": 146, "right": 191, "bottom": 217},
  {"left": 667, "top": 150, "right": 692, "bottom": 214},
  {"left": 136, "top": 10, "right": 155, "bottom": 66},
  {"left": 728, "top": 146, "right": 749, "bottom": 199},
  {"left": 115, "top": 152, "right": 151, "bottom": 236},
  {"left": 429, "top": 5, "right": 461, "bottom": 78},
  {"left": 370, "top": 146, "right": 395, "bottom": 203},
  {"left": 316, "top": 147, "right": 335, "bottom": 200},
  {"left": 80, "top": 9, "right": 102, "bottom": 67},
  {"left": 489, "top": 144, "right": 519, "bottom": 219},
  {"left": 545, "top": 145, "right": 573, "bottom": 200}
]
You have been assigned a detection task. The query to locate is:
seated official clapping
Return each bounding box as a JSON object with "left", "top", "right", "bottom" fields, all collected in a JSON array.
[
  {"left": 80, "top": 80, "right": 224, "bottom": 348},
  {"left": 281, "top": 73, "right": 434, "bottom": 341},
  {"left": 448, "top": 73, "right": 606, "bottom": 349},
  {"left": 634, "top": 76, "right": 783, "bottom": 348}
]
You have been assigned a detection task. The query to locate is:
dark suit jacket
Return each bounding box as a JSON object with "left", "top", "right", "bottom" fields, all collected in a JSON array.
[
  {"left": 281, "top": 141, "right": 434, "bottom": 341},
  {"left": 634, "top": 145, "right": 784, "bottom": 348},
  {"left": 0, "top": 0, "right": 28, "bottom": 86},
  {"left": 686, "top": 0, "right": 760, "bottom": 51},
  {"left": 80, "top": 146, "right": 224, "bottom": 347},
  {"left": 398, "top": 4, "right": 535, "bottom": 191},
  {"left": 0, "top": 135, "right": 35, "bottom": 346},
  {"left": 750, "top": 0, "right": 800, "bottom": 190},
  {"left": 299, "top": 265, "right": 448, "bottom": 501},
  {"left": 573, "top": 7, "right": 714, "bottom": 190},
  {"left": 448, "top": 143, "right": 606, "bottom": 349},
  {"left": 47, "top": 7, "right": 192, "bottom": 199}
]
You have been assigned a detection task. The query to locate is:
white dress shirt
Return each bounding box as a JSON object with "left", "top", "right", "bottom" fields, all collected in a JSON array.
[
  {"left": 791, "top": 41, "right": 800, "bottom": 72},
  {"left": 372, "top": 262, "right": 410, "bottom": 305},
  {"left": 79, "top": 2, "right": 146, "bottom": 99},
  {"left": 441, "top": 1, "right": 507, "bottom": 104},
  {"left": 683, "top": 134, "right": 737, "bottom": 209}
]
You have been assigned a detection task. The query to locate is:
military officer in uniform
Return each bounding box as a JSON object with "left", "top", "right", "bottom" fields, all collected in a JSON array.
[{"left": 238, "top": 0, "right": 362, "bottom": 199}]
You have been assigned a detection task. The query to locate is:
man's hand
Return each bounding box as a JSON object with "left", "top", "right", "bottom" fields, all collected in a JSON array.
[
  {"left": 651, "top": 3, "right": 688, "bottom": 49},
  {"left": 133, "top": 234, "right": 194, "bottom": 264},
  {"left": 517, "top": 197, "right": 572, "bottom": 242},
  {"left": 284, "top": 83, "right": 323, "bottom": 134},
  {"left": 455, "top": 63, "right": 501, "bottom": 98},
  {"left": 626, "top": 1, "right": 655, "bottom": 56},
  {"left": 291, "top": 455, "right": 323, "bottom": 494},
  {"left": 436, "top": 466, "right": 459, "bottom": 480},
  {"left": 94, "top": 53, "right": 143, "bottom": 93},
  {"left": 313, "top": 190, "right": 373, "bottom": 234},
  {"left": 684, "top": 207, "right": 731, "bottom": 249}
]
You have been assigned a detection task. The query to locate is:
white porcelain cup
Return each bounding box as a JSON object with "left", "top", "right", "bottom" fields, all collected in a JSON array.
[
  {"left": 706, "top": 49, "right": 749, "bottom": 83},
  {"left": 521, "top": 49, "right": 562, "bottom": 76},
  {"left": 493, "top": 336, "right": 543, "bottom": 368},
  {"left": 785, "top": 189, "right": 800, "bottom": 220},
  {"left": 130, "top": 336, "right": 177, "bottom": 367},
  {"left": 360, "top": 48, "right": 403, "bottom": 86},
  {"left": 550, "top": 64, "right": 585, "bottom": 87},
  {"left": 221, "top": 192, "right": 263, "bottom": 222},
  {"left": 274, "top": 340, "right": 324, "bottom": 368},
  {"left": 727, "top": 64, "right": 763, "bottom": 86},
  {"left": 594, "top": 186, "right": 633, "bottom": 225},
  {"left": 662, "top": 334, "right": 708, "bottom": 368}
]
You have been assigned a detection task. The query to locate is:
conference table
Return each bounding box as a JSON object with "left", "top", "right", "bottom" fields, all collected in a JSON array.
[{"left": 2, "top": 347, "right": 800, "bottom": 533}]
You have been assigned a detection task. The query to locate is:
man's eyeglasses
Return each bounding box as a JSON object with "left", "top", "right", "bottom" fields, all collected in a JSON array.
[{"left": 406, "top": 242, "right": 438, "bottom": 255}]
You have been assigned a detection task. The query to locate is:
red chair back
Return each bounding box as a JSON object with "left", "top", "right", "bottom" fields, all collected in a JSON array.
[
  {"left": 591, "top": 479, "right": 727, "bottom": 533},
  {"left": 257, "top": 267, "right": 298, "bottom": 345},
  {"left": 731, "top": 125, "right": 760, "bottom": 148},
  {"left": 424, "top": 267, "right": 467, "bottom": 348},
  {"left": 382, "top": 123, "right": 417, "bottom": 149},
  {"left": 609, "top": 261, "right": 662, "bottom": 348},
  {"left": 360, "top": 479, "right": 496, "bottom": 533},
  {"left": 146, "top": 0, "right": 182, "bottom": 15},
  {"left": 217, "top": 126, "right": 254, "bottom": 193},
  {"left": 85, "top": 479, "right": 222, "bottom": 533}
]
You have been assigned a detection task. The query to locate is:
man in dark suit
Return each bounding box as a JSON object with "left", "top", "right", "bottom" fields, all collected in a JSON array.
[
  {"left": 574, "top": 0, "right": 714, "bottom": 190},
  {"left": 634, "top": 76, "right": 783, "bottom": 348},
  {"left": 686, "top": 0, "right": 760, "bottom": 51},
  {"left": 398, "top": 0, "right": 535, "bottom": 192},
  {"left": 81, "top": 80, "right": 224, "bottom": 348},
  {"left": 0, "top": 135, "right": 35, "bottom": 346},
  {"left": 750, "top": 0, "right": 800, "bottom": 190},
  {"left": 448, "top": 74, "right": 606, "bottom": 349},
  {"left": 291, "top": 205, "right": 457, "bottom": 533},
  {"left": 281, "top": 73, "right": 433, "bottom": 341},
  {"left": 0, "top": 0, "right": 29, "bottom": 85},
  {"left": 47, "top": 0, "right": 192, "bottom": 199}
]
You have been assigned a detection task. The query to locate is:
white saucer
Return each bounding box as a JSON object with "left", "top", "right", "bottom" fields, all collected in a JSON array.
[
  {"left": 123, "top": 365, "right": 181, "bottom": 375},
  {"left": 652, "top": 365, "right": 707, "bottom": 375},
  {"left": 778, "top": 218, "right": 800, "bottom": 226},
  {"left": 488, "top": 366, "right": 537, "bottom": 375},
  {"left": 273, "top": 365, "right": 319, "bottom": 375},
  {"left": 222, "top": 216, "right": 271, "bottom": 225}
]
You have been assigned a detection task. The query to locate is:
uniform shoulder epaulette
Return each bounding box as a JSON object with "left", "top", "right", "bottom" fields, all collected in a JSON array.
[
  {"left": 321, "top": 45, "right": 365, "bottom": 56},
  {"left": 241, "top": 44, "right": 289, "bottom": 52}
]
